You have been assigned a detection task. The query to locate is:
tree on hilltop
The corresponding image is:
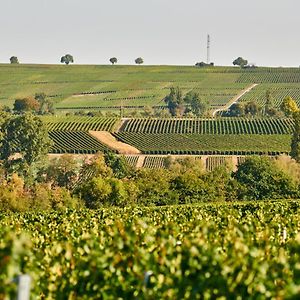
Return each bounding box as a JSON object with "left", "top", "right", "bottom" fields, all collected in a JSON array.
[
  {"left": 135, "top": 57, "right": 144, "bottom": 65},
  {"left": 10, "top": 56, "right": 19, "bottom": 64},
  {"left": 61, "top": 54, "right": 74, "bottom": 65},
  {"left": 233, "top": 57, "right": 248, "bottom": 68},
  {"left": 109, "top": 57, "right": 118, "bottom": 65}
]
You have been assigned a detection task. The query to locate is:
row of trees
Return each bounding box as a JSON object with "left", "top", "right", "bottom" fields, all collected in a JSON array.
[{"left": 226, "top": 93, "right": 298, "bottom": 117}]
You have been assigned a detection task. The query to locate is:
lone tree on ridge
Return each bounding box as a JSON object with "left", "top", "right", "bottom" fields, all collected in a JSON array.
[
  {"left": 233, "top": 57, "right": 248, "bottom": 68},
  {"left": 61, "top": 54, "right": 74, "bottom": 65},
  {"left": 135, "top": 57, "right": 144, "bottom": 65},
  {"left": 109, "top": 57, "right": 118, "bottom": 65},
  {"left": 10, "top": 56, "right": 19, "bottom": 64}
]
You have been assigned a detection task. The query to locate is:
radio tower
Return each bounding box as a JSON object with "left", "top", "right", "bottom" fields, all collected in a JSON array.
[{"left": 207, "top": 34, "right": 210, "bottom": 64}]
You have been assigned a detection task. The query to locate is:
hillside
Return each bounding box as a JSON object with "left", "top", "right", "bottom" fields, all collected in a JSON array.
[{"left": 1, "top": 64, "right": 300, "bottom": 114}]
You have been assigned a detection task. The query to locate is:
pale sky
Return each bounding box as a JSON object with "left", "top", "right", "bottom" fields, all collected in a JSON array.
[{"left": 0, "top": 0, "right": 299, "bottom": 66}]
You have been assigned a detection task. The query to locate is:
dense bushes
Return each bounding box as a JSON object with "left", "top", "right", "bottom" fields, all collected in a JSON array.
[{"left": 1, "top": 153, "right": 300, "bottom": 211}]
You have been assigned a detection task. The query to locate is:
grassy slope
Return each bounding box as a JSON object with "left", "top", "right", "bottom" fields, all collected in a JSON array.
[{"left": 0, "top": 64, "right": 246, "bottom": 111}]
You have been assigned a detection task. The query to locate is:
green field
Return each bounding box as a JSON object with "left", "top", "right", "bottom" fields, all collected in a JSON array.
[
  {"left": 2, "top": 64, "right": 300, "bottom": 113},
  {"left": 1, "top": 201, "right": 300, "bottom": 299},
  {"left": 113, "top": 133, "right": 290, "bottom": 155}
]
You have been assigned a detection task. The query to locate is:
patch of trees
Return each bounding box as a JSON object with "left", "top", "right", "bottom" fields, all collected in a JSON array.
[
  {"left": 10, "top": 56, "right": 19, "bottom": 64},
  {"left": 195, "top": 62, "right": 214, "bottom": 67},
  {"left": 135, "top": 57, "right": 144, "bottom": 65},
  {"left": 164, "top": 87, "right": 208, "bottom": 117}
]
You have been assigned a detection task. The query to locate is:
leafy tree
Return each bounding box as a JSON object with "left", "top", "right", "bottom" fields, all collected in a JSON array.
[
  {"left": 234, "top": 156, "right": 298, "bottom": 200},
  {"left": 233, "top": 57, "right": 248, "bottom": 68},
  {"left": 0, "top": 113, "right": 52, "bottom": 174},
  {"left": 244, "top": 101, "right": 260, "bottom": 116},
  {"left": 264, "top": 90, "right": 278, "bottom": 116},
  {"left": 135, "top": 57, "right": 144, "bottom": 65},
  {"left": 184, "top": 92, "right": 207, "bottom": 116},
  {"left": 13, "top": 97, "right": 39, "bottom": 112},
  {"left": 39, "top": 155, "right": 80, "bottom": 189},
  {"left": 291, "top": 111, "right": 300, "bottom": 162},
  {"left": 280, "top": 96, "right": 298, "bottom": 116},
  {"left": 60, "top": 54, "right": 74, "bottom": 65},
  {"left": 104, "top": 152, "right": 133, "bottom": 179},
  {"left": 10, "top": 56, "right": 19, "bottom": 64},
  {"left": 164, "top": 87, "right": 184, "bottom": 116},
  {"left": 35, "top": 93, "right": 54, "bottom": 114},
  {"left": 109, "top": 57, "right": 117, "bottom": 65},
  {"left": 227, "top": 103, "right": 244, "bottom": 117}
]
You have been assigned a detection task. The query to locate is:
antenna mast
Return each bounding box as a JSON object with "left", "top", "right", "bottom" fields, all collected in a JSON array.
[{"left": 207, "top": 34, "right": 210, "bottom": 64}]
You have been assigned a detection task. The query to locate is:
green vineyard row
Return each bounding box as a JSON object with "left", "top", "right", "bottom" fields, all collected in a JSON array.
[
  {"left": 49, "top": 131, "right": 113, "bottom": 154},
  {"left": 113, "top": 133, "right": 291, "bottom": 155},
  {"left": 1, "top": 202, "right": 300, "bottom": 298},
  {"left": 43, "top": 116, "right": 119, "bottom": 132},
  {"left": 119, "top": 117, "right": 294, "bottom": 134}
]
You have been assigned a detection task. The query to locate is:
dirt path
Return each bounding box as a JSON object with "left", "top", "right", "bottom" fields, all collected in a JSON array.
[
  {"left": 89, "top": 131, "right": 141, "bottom": 154},
  {"left": 212, "top": 84, "right": 258, "bottom": 117}
]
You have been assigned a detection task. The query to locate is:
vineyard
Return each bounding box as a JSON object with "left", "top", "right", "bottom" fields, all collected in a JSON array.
[
  {"left": 238, "top": 84, "right": 300, "bottom": 107},
  {"left": 49, "top": 131, "right": 113, "bottom": 154},
  {"left": 119, "top": 117, "right": 294, "bottom": 135},
  {"left": 113, "top": 133, "right": 291, "bottom": 155},
  {"left": 1, "top": 201, "right": 300, "bottom": 299},
  {"left": 43, "top": 116, "right": 119, "bottom": 132}
]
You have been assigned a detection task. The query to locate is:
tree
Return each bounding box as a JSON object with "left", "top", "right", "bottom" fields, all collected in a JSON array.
[
  {"left": 109, "top": 57, "right": 117, "bottom": 65},
  {"left": 227, "top": 103, "right": 244, "bottom": 117},
  {"left": 264, "top": 90, "right": 278, "bottom": 116},
  {"left": 291, "top": 111, "right": 300, "bottom": 162},
  {"left": 184, "top": 92, "right": 207, "bottom": 116},
  {"left": 233, "top": 57, "right": 248, "bottom": 68},
  {"left": 280, "top": 96, "right": 298, "bottom": 116},
  {"left": 135, "top": 57, "right": 144, "bottom": 65},
  {"left": 0, "top": 113, "right": 52, "bottom": 173},
  {"left": 35, "top": 93, "right": 54, "bottom": 114},
  {"left": 13, "top": 97, "right": 39, "bottom": 112},
  {"left": 244, "top": 101, "right": 260, "bottom": 116},
  {"left": 234, "top": 156, "right": 298, "bottom": 200},
  {"left": 164, "top": 87, "right": 184, "bottom": 116},
  {"left": 60, "top": 54, "right": 74, "bottom": 65},
  {"left": 10, "top": 56, "right": 19, "bottom": 64}
]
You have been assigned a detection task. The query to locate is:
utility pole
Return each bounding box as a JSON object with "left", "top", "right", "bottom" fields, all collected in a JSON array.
[{"left": 207, "top": 34, "right": 210, "bottom": 64}]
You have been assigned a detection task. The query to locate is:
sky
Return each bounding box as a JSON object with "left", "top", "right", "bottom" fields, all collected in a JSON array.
[{"left": 0, "top": 0, "right": 299, "bottom": 67}]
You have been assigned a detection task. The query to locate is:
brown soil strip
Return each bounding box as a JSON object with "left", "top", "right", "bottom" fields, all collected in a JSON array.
[{"left": 89, "top": 131, "right": 141, "bottom": 154}]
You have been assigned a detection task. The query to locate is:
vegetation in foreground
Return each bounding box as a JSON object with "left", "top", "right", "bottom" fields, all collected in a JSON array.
[{"left": 1, "top": 201, "right": 300, "bottom": 299}]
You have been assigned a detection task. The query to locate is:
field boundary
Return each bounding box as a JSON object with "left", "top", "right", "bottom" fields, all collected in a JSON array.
[{"left": 89, "top": 131, "right": 141, "bottom": 154}]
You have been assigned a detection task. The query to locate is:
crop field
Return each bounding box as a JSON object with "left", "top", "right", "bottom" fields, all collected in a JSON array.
[
  {"left": 49, "top": 131, "right": 113, "bottom": 154},
  {"left": 43, "top": 116, "right": 119, "bottom": 131},
  {"left": 113, "top": 133, "right": 290, "bottom": 155},
  {"left": 238, "top": 84, "right": 300, "bottom": 107},
  {"left": 2, "top": 64, "right": 300, "bottom": 113},
  {"left": 120, "top": 117, "right": 294, "bottom": 135},
  {"left": 1, "top": 201, "right": 300, "bottom": 299}
]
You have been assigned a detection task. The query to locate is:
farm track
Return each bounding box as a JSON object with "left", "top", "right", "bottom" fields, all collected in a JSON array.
[
  {"left": 89, "top": 131, "right": 141, "bottom": 154},
  {"left": 212, "top": 84, "right": 258, "bottom": 117}
]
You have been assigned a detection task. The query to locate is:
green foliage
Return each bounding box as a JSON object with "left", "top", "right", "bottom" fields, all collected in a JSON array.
[
  {"left": 244, "top": 101, "right": 260, "bottom": 116},
  {"left": 228, "top": 103, "right": 244, "bottom": 117},
  {"left": 280, "top": 96, "right": 298, "bottom": 116},
  {"left": 109, "top": 57, "right": 117, "bottom": 65},
  {"left": 233, "top": 57, "right": 248, "bottom": 68},
  {"left": 291, "top": 111, "right": 300, "bottom": 162},
  {"left": 164, "top": 87, "right": 184, "bottom": 116},
  {"left": 13, "top": 97, "right": 39, "bottom": 112},
  {"left": 9, "top": 56, "right": 19, "bottom": 64},
  {"left": 0, "top": 113, "right": 52, "bottom": 174},
  {"left": 1, "top": 202, "right": 300, "bottom": 298},
  {"left": 104, "top": 152, "right": 133, "bottom": 179},
  {"left": 60, "top": 54, "right": 74, "bottom": 65},
  {"left": 184, "top": 91, "right": 207, "bottom": 116},
  {"left": 234, "top": 156, "right": 298, "bottom": 200},
  {"left": 135, "top": 57, "right": 144, "bottom": 64}
]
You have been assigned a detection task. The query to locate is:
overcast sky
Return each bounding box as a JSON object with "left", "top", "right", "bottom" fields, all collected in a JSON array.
[{"left": 0, "top": 0, "right": 299, "bottom": 66}]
